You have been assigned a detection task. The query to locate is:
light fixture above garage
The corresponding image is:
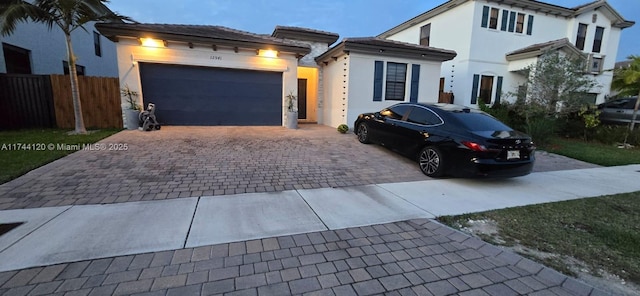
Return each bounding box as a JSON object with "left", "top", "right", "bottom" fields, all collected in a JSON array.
[
  {"left": 257, "top": 49, "right": 278, "bottom": 58},
  {"left": 140, "top": 37, "right": 165, "bottom": 48}
]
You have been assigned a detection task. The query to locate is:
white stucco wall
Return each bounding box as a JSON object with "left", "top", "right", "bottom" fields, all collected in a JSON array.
[
  {"left": 384, "top": 0, "right": 627, "bottom": 106},
  {"left": 386, "top": 1, "right": 475, "bottom": 61},
  {"left": 320, "top": 52, "right": 443, "bottom": 128},
  {"left": 0, "top": 21, "right": 118, "bottom": 77},
  {"left": 462, "top": 1, "right": 571, "bottom": 106},
  {"left": 114, "top": 37, "right": 299, "bottom": 127},
  {"left": 568, "top": 9, "right": 621, "bottom": 102},
  {"left": 385, "top": 1, "right": 475, "bottom": 99},
  {"left": 319, "top": 54, "right": 348, "bottom": 128}
]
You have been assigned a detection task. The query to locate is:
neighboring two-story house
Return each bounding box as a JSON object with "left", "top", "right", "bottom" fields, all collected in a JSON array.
[
  {"left": 1, "top": 20, "right": 117, "bottom": 77},
  {"left": 379, "top": 0, "right": 634, "bottom": 106}
]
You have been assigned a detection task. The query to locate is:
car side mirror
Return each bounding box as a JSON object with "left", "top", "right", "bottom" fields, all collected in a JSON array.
[{"left": 374, "top": 112, "right": 382, "bottom": 120}]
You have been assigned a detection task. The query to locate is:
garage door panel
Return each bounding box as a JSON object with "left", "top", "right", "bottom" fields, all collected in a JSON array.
[{"left": 139, "top": 63, "right": 282, "bottom": 126}]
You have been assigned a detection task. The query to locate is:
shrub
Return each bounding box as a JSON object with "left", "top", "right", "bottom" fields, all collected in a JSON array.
[
  {"left": 593, "top": 125, "right": 628, "bottom": 144},
  {"left": 337, "top": 124, "right": 349, "bottom": 134},
  {"left": 526, "top": 118, "right": 556, "bottom": 147},
  {"left": 556, "top": 115, "right": 585, "bottom": 139},
  {"left": 478, "top": 101, "right": 525, "bottom": 131},
  {"left": 593, "top": 125, "right": 640, "bottom": 146}
]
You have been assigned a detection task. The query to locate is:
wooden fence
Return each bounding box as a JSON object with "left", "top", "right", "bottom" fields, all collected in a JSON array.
[
  {"left": 50, "top": 75, "right": 122, "bottom": 129},
  {"left": 0, "top": 74, "right": 56, "bottom": 129},
  {"left": 0, "top": 74, "right": 122, "bottom": 130}
]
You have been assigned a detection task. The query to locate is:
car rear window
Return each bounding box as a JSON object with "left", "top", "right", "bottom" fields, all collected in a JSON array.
[{"left": 449, "top": 112, "right": 512, "bottom": 131}]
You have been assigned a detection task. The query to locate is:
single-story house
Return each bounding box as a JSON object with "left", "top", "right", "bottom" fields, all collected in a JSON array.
[
  {"left": 96, "top": 23, "right": 457, "bottom": 128},
  {"left": 316, "top": 38, "right": 456, "bottom": 128}
]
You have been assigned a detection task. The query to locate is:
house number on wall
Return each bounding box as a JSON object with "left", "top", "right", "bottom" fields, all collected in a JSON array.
[{"left": 210, "top": 56, "right": 222, "bottom": 60}]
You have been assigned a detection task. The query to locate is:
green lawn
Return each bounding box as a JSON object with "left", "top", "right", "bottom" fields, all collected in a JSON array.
[
  {"left": 438, "top": 135, "right": 640, "bottom": 285},
  {"left": 0, "top": 129, "right": 121, "bottom": 184},
  {"left": 543, "top": 137, "right": 640, "bottom": 166},
  {"left": 439, "top": 192, "right": 640, "bottom": 284}
]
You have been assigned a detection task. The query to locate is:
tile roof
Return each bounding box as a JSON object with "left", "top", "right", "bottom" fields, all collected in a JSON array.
[
  {"left": 95, "top": 23, "right": 311, "bottom": 54},
  {"left": 316, "top": 37, "right": 456, "bottom": 63},
  {"left": 505, "top": 38, "right": 584, "bottom": 61},
  {"left": 273, "top": 26, "right": 339, "bottom": 39},
  {"left": 379, "top": 0, "right": 633, "bottom": 38},
  {"left": 507, "top": 38, "right": 570, "bottom": 56},
  {"left": 271, "top": 26, "right": 339, "bottom": 45}
]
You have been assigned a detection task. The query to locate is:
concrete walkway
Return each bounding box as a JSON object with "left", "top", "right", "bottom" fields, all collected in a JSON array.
[{"left": 1, "top": 164, "right": 638, "bottom": 274}]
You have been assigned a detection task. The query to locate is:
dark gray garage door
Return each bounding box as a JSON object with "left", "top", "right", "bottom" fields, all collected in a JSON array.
[{"left": 139, "top": 63, "right": 282, "bottom": 125}]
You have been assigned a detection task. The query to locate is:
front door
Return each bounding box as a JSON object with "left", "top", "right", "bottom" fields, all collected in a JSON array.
[{"left": 297, "top": 79, "right": 307, "bottom": 119}]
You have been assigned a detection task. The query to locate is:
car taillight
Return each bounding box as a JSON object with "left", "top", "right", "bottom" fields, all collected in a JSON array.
[{"left": 461, "top": 141, "right": 487, "bottom": 151}]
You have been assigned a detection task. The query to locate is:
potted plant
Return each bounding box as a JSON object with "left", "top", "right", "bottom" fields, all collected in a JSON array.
[
  {"left": 285, "top": 91, "right": 298, "bottom": 129},
  {"left": 121, "top": 85, "right": 142, "bottom": 130},
  {"left": 337, "top": 124, "right": 349, "bottom": 134}
]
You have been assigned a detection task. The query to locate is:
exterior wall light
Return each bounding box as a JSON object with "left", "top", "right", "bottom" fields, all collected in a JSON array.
[
  {"left": 258, "top": 49, "right": 278, "bottom": 58},
  {"left": 140, "top": 38, "right": 164, "bottom": 48}
]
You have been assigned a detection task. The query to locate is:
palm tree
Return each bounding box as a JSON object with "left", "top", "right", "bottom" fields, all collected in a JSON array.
[
  {"left": 0, "top": 0, "right": 131, "bottom": 134},
  {"left": 611, "top": 55, "right": 640, "bottom": 131}
]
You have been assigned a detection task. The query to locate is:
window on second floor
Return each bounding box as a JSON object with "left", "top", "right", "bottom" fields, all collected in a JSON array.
[
  {"left": 576, "top": 23, "right": 588, "bottom": 50},
  {"left": 527, "top": 15, "right": 534, "bottom": 35},
  {"left": 420, "top": 24, "right": 431, "bottom": 46},
  {"left": 93, "top": 31, "right": 102, "bottom": 57},
  {"left": 385, "top": 62, "right": 407, "bottom": 101},
  {"left": 482, "top": 6, "right": 500, "bottom": 30},
  {"left": 592, "top": 26, "right": 604, "bottom": 53},
  {"left": 501, "top": 9, "right": 509, "bottom": 31},
  {"left": 516, "top": 13, "right": 525, "bottom": 33},
  {"left": 2, "top": 43, "right": 32, "bottom": 74},
  {"left": 63, "top": 61, "right": 85, "bottom": 76},
  {"left": 489, "top": 8, "right": 499, "bottom": 29},
  {"left": 589, "top": 56, "right": 603, "bottom": 73},
  {"left": 508, "top": 11, "right": 516, "bottom": 32}
]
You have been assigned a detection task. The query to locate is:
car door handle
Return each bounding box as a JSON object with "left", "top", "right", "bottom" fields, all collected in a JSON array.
[{"left": 616, "top": 110, "right": 624, "bottom": 113}]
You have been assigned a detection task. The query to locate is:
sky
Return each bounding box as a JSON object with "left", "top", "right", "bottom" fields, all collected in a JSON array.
[{"left": 107, "top": 0, "right": 639, "bottom": 62}]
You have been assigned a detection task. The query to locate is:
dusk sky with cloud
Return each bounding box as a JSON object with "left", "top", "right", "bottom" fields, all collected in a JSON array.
[{"left": 108, "top": 0, "right": 639, "bottom": 62}]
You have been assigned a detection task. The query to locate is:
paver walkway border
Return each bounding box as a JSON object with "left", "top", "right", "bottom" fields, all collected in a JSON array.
[{"left": 0, "top": 219, "right": 605, "bottom": 296}]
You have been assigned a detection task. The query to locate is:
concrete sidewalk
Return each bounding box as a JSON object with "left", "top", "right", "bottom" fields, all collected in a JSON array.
[{"left": 1, "top": 164, "right": 639, "bottom": 273}]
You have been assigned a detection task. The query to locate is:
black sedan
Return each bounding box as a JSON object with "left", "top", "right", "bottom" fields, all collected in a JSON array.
[{"left": 354, "top": 102, "right": 535, "bottom": 178}]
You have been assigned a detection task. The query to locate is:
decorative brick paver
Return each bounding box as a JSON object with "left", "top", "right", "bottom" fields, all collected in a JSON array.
[
  {"left": 0, "top": 126, "right": 599, "bottom": 210},
  {"left": 0, "top": 126, "right": 427, "bottom": 210},
  {"left": 0, "top": 219, "right": 604, "bottom": 295}
]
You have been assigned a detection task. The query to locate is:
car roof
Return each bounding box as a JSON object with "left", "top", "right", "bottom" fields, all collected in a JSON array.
[{"left": 393, "top": 102, "right": 477, "bottom": 114}]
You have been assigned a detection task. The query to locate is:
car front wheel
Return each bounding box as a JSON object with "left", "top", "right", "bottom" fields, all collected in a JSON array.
[
  {"left": 356, "top": 122, "right": 371, "bottom": 144},
  {"left": 419, "top": 146, "right": 445, "bottom": 177}
]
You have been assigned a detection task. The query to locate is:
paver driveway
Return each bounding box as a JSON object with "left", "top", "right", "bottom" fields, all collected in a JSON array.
[
  {"left": 0, "top": 125, "right": 598, "bottom": 210},
  {"left": 0, "top": 125, "right": 427, "bottom": 210}
]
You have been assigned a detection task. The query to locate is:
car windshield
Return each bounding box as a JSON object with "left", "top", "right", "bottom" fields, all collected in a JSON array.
[{"left": 449, "top": 112, "right": 512, "bottom": 131}]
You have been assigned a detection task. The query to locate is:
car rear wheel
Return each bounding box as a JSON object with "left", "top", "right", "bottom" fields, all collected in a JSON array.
[
  {"left": 356, "top": 122, "right": 371, "bottom": 144},
  {"left": 419, "top": 146, "right": 445, "bottom": 177}
]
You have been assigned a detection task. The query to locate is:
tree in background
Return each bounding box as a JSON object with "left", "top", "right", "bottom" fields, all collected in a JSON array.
[
  {"left": 509, "top": 50, "right": 598, "bottom": 145},
  {"left": 611, "top": 55, "right": 640, "bottom": 131},
  {"left": 513, "top": 50, "right": 598, "bottom": 122},
  {"left": 0, "top": 0, "right": 131, "bottom": 134}
]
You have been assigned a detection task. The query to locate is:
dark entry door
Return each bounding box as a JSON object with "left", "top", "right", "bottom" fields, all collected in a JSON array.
[
  {"left": 297, "top": 79, "right": 307, "bottom": 119},
  {"left": 139, "top": 63, "right": 282, "bottom": 126}
]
